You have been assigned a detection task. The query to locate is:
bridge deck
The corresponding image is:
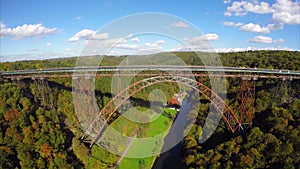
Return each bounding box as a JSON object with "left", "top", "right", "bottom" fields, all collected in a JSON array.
[{"left": 1, "top": 66, "right": 300, "bottom": 79}]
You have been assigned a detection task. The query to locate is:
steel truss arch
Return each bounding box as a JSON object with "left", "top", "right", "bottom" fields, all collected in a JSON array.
[{"left": 88, "top": 76, "right": 241, "bottom": 146}]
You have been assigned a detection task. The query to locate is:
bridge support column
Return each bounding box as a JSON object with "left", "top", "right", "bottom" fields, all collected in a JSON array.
[
  {"left": 114, "top": 73, "right": 132, "bottom": 114},
  {"left": 73, "top": 75, "right": 99, "bottom": 140},
  {"left": 235, "top": 76, "right": 256, "bottom": 129},
  {"left": 11, "top": 76, "right": 26, "bottom": 89},
  {"left": 273, "top": 76, "right": 293, "bottom": 105},
  {"left": 32, "top": 76, "right": 53, "bottom": 109}
]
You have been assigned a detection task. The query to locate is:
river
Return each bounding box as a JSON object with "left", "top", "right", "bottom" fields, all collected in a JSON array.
[{"left": 152, "top": 99, "right": 191, "bottom": 169}]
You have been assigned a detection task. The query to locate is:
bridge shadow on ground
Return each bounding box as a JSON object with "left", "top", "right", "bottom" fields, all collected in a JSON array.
[{"left": 47, "top": 80, "right": 162, "bottom": 111}]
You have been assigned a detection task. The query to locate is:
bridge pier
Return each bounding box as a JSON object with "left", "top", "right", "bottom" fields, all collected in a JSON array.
[
  {"left": 31, "top": 76, "right": 53, "bottom": 109},
  {"left": 273, "top": 76, "right": 293, "bottom": 105},
  {"left": 11, "top": 76, "right": 26, "bottom": 89},
  {"left": 72, "top": 74, "right": 99, "bottom": 140},
  {"left": 235, "top": 76, "right": 256, "bottom": 130}
]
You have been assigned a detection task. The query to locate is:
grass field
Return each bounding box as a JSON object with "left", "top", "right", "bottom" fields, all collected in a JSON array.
[{"left": 109, "top": 108, "right": 177, "bottom": 169}]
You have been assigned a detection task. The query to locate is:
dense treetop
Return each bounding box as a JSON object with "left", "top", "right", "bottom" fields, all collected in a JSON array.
[{"left": 1, "top": 50, "right": 299, "bottom": 71}]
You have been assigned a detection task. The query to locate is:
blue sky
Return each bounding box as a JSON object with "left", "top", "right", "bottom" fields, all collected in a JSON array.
[{"left": 0, "top": 0, "right": 299, "bottom": 62}]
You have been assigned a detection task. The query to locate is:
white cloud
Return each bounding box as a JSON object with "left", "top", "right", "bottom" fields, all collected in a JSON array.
[
  {"left": 131, "top": 37, "right": 140, "bottom": 42},
  {"left": 215, "top": 46, "right": 295, "bottom": 53},
  {"left": 156, "top": 40, "right": 165, "bottom": 44},
  {"left": 225, "top": 1, "right": 274, "bottom": 16},
  {"left": 0, "top": 22, "right": 58, "bottom": 40},
  {"left": 116, "top": 40, "right": 165, "bottom": 50},
  {"left": 84, "top": 37, "right": 126, "bottom": 49},
  {"left": 223, "top": 22, "right": 283, "bottom": 33},
  {"left": 186, "top": 34, "right": 219, "bottom": 46},
  {"left": 108, "top": 39, "right": 167, "bottom": 55},
  {"left": 0, "top": 51, "right": 79, "bottom": 62},
  {"left": 92, "top": 33, "right": 110, "bottom": 40},
  {"left": 273, "top": 0, "right": 298, "bottom": 13},
  {"left": 0, "top": 22, "right": 6, "bottom": 32},
  {"left": 75, "top": 16, "right": 82, "bottom": 20},
  {"left": 248, "top": 36, "right": 285, "bottom": 43},
  {"left": 67, "top": 29, "right": 94, "bottom": 42},
  {"left": 184, "top": 33, "right": 219, "bottom": 46},
  {"left": 200, "top": 33, "right": 219, "bottom": 41},
  {"left": 245, "top": 1, "right": 274, "bottom": 14},
  {"left": 68, "top": 29, "right": 109, "bottom": 42},
  {"left": 224, "top": 11, "right": 232, "bottom": 16},
  {"left": 276, "top": 38, "right": 285, "bottom": 43},
  {"left": 173, "top": 34, "right": 219, "bottom": 52},
  {"left": 114, "top": 43, "right": 139, "bottom": 50},
  {"left": 272, "top": 0, "right": 300, "bottom": 25},
  {"left": 272, "top": 0, "right": 300, "bottom": 24},
  {"left": 65, "top": 48, "right": 72, "bottom": 51},
  {"left": 273, "top": 12, "right": 300, "bottom": 25},
  {"left": 125, "top": 34, "right": 133, "bottom": 38},
  {"left": 225, "top": 0, "right": 300, "bottom": 25},
  {"left": 83, "top": 37, "right": 167, "bottom": 55},
  {"left": 223, "top": 21, "right": 244, "bottom": 27},
  {"left": 224, "top": 0, "right": 232, "bottom": 4},
  {"left": 215, "top": 47, "right": 254, "bottom": 53},
  {"left": 225, "top": 1, "right": 249, "bottom": 16},
  {"left": 267, "top": 23, "right": 284, "bottom": 30},
  {"left": 240, "top": 23, "right": 270, "bottom": 33},
  {"left": 172, "top": 21, "right": 189, "bottom": 28},
  {"left": 46, "top": 42, "right": 52, "bottom": 47},
  {"left": 104, "top": 1, "right": 112, "bottom": 7}
]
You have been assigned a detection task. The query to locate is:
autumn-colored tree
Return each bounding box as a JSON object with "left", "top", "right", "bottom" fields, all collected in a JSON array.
[
  {"left": 4, "top": 109, "right": 19, "bottom": 122},
  {"left": 40, "top": 143, "right": 53, "bottom": 160}
]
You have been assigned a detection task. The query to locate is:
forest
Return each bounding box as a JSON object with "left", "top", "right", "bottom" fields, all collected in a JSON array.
[{"left": 0, "top": 50, "right": 299, "bottom": 169}]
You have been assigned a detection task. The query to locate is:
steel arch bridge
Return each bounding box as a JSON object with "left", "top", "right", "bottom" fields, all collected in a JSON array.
[
  {"left": 4, "top": 65, "right": 297, "bottom": 146},
  {"left": 82, "top": 75, "right": 251, "bottom": 146}
]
